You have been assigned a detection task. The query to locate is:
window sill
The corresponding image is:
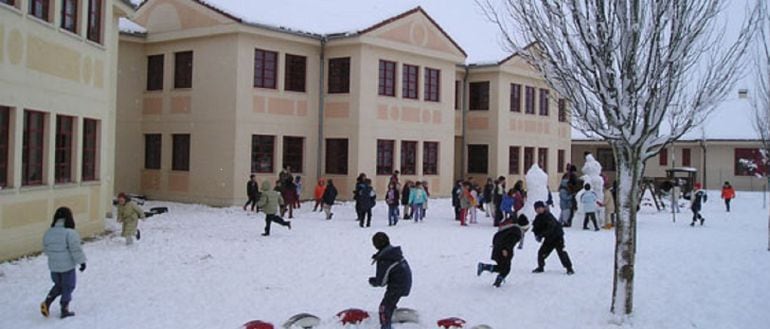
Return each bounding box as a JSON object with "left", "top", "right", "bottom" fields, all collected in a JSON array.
[
  {"left": 53, "top": 183, "right": 79, "bottom": 190},
  {"left": 254, "top": 86, "right": 278, "bottom": 90},
  {"left": 0, "top": 3, "right": 22, "bottom": 16},
  {"left": 20, "top": 184, "right": 51, "bottom": 193},
  {"left": 284, "top": 89, "right": 307, "bottom": 94},
  {"left": 173, "top": 88, "right": 193, "bottom": 92},
  {"left": 402, "top": 97, "right": 419, "bottom": 101},
  {"left": 28, "top": 15, "right": 56, "bottom": 30},
  {"left": 85, "top": 38, "right": 105, "bottom": 51},
  {"left": 80, "top": 180, "right": 101, "bottom": 186},
  {"left": 59, "top": 27, "right": 83, "bottom": 42},
  {"left": 170, "top": 170, "right": 190, "bottom": 173},
  {"left": 144, "top": 90, "right": 164, "bottom": 94},
  {"left": 0, "top": 186, "right": 17, "bottom": 195}
]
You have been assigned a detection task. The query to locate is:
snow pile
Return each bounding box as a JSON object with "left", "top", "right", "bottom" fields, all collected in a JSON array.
[{"left": 523, "top": 164, "right": 549, "bottom": 220}]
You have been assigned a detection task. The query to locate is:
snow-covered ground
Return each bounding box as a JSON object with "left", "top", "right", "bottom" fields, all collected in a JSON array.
[{"left": 1, "top": 191, "right": 769, "bottom": 329}]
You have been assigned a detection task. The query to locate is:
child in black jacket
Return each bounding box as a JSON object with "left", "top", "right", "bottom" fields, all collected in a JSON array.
[
  {"left": 477, "top": 214, "right": 530, "bottom": 287},
  {"left": 369, "top": 232, "right": 412, "bottom": 329},
  {"left": 532, "top": 201, "right": 574, "bottom": 275}
]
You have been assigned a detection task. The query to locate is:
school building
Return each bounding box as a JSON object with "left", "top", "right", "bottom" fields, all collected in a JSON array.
[
  {"left": 114, "top": 0, "right": 572, "bottom": 206},
  {"left": 0, "top": 0, "right": 135, "bottom": 260}
]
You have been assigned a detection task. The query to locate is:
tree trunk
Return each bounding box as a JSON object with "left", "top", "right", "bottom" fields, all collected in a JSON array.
[{"left": 611, "top": 149, "right": 642, "bottom": 317}]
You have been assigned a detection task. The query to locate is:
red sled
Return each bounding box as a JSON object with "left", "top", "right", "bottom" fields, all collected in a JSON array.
[
  {"left": 241, "top": 320, "right": 274, "bottom": 329},
  {"left": 337, "top": 308, "right": 370, "bottom": 325},
  {"left": 438, "top": 317, "right": 466, "bottom": 328}
]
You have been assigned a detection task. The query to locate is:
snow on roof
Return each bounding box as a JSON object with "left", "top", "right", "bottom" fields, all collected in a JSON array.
[{"left": 119, "top": 17, "right": 147, "bottom": 35}]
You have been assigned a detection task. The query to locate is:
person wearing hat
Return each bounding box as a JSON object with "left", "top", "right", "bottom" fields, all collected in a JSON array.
[
  {"left": 721, "top": 181, "right": 736, "bottom": 212},
  {"left": 477, "top": 214, "right": 530, "bottom": 287},
  {"left": 369, "top": 232, "right": 412, "bottom": 329},
  {"left": 690, "top": 183, "right": 708, "bottom": 226},
  {"left": 531, "top": 201, "right": 574, "bottom": 275},
  {"left": 116, "top": 192, "right": 145, "bottom": 245}
]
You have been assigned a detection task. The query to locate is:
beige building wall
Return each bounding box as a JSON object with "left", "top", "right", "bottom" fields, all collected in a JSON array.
[
  {"left": 572, "top": 140, "right": 767, "bottom": 191},
  {"left": 0, "top": 0, "right": 133, "bottom": 261},
  {"left": 461, "top": 56, "right": 572, "bottom": 189}
]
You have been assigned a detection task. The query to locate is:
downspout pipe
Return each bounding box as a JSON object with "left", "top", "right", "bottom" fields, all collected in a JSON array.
[
  {"left": 316, "top": 37, "right": 327, "bottom": 181},
  {"left": 461, "top": 65, "right": 469, "bottom": 177}
]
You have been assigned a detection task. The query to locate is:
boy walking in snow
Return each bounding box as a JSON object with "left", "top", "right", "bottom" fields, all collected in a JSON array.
[
  {"left": 386, "top": 182, "right": 400, "bottom": 226},
  {"left": 244, "top": 175, "right": 260, "bottom": 212},
  {"left": 690, "top": 183, "right": 708, "bottom": 226},
  {"left": 313, "top": 179, "right": 326, "bottom": 212},
  {"left": 477, "top": 214, "right": 530, "bottom": 287},
  {"left": 257, "top": 180, "right": 291, "bottom": 236},
  {"left": 409, "top": 182, "right": 428, "bottom": 222},
  {"left": 532, "top": 201, "right": 574, "bottom": 275},
  {"left": 369, "top": 232, "right": 412, "bottom": 329},
  {"left": 580, "top": 184, "right": 600, "bottom": 231},
  {"left": 721, "top": 181, "right": 735, "bottom": 212},
  {"left": 321, "top": 179, "right": 338, "bottom": 220}
]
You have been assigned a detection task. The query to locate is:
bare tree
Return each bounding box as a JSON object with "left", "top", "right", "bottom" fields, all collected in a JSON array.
[
  {"left": 751, "top": 1, "right": 770, "bottom": 250},
  {"left": 478, "top": 0, "right": 758, "bottom": 317}
]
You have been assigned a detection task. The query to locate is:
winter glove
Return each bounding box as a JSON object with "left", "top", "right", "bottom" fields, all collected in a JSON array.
[
  {"left": 79, "top": 263, "right": 86, "bottom": 272},
  {"left": 368, "top": 277, "right": 377, "bottom": 287}
]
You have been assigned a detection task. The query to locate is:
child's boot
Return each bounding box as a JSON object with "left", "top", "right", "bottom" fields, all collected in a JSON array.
[
  {"left": 60, "top": 302, "right": 75, "bottom": 319},
  {"left": 40, "top": 296, "right": 54, "bottom": 317},
  {"left": 493, "top": 275, "right": 505, "bottom": 287}
]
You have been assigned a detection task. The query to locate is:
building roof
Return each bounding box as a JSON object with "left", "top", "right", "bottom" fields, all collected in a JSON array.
[{"left": 122, "top": 0, "right": 493, "bottom": 59}]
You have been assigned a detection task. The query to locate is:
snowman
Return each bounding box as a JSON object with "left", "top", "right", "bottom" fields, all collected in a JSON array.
[{"left": 578, "top": 154, "right": 605, "bottom": 225}]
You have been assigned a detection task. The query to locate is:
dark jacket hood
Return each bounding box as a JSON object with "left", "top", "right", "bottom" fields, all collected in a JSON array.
[{"left": 375, "top": 245, "right": 403, "bottom": 262}]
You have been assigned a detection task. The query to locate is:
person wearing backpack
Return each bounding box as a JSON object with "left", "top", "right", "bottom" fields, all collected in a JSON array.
[{"left": 321, "top": 179, "right": 338, "bottom": 220}]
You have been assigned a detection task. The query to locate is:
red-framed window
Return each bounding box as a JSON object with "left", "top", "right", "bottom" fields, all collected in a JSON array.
[
  {"left": 86, "top": 0, "right": 102, "bottom": 43},
  {"left": 0, "top": 107, "right": 10, "bottom": 188},
  {"left": 378, "top": 60, "right": 396, "bottom": 97},
  {"left": 423, "top": 141, "right": 439, "bottom": 175},
  {"left": 284, "top": 54, "right": 306, "bottom": 92},
  {"left": 524, "top": 147, "right": 535, "bottom": 172},
  {"left": 282, "top": 136, "right": 304, "bottom": 174},
  {"left": 509, "top": 146, "right": 521, "bottom": 175},
  {"left": 558, "top": 98, "right": 567, "bottom": 122},
  {"left": 54, "top": 115, "right": 74, "bottom": 183},
  {"left": 172, "top": 134, "right": 190, "bottom": 171},
  {"left": 328, "top": 57, "right": 350, "bottom": 94},
  {"left": 734, "top": 148, "right": 766, "bottom": 176},
  {"left": 376, "top": 139, "right": 395, "bottom": 175},
  {"left": 539, "top": 89, "right": 550, "bottom": 116},
  {"left": 424, "top": 68, "right": 440, "bottom": 102},
  {"left": 510, "top": 83, "right": 521, "bottom": 112},
  {"left": 81, "top": 118, "right": 98, "bottom": 181},
  {"left": 254, "top": 48, "right": 278, "bottom": 89},
  {"left": 469, "top": 81, "right": 489, "bottom": 110},
  {"left": 147, "top": 54, "right": 164, "bottom": 91},
  {"left": 29, "top": 0, "right": 50, "bottom": 21},
  {"left": 61, "top": 0, "right": 78, "bottom": 33},
  {"left": 525, "top": 86, "right": 535, "bottom": 114},
  {"left": 144, "top": 134, "right": 161, "bottom": 170},
  {"left": 400, "top": 141, "right": 417, "bottom": 175},
  {"left": 682, "top": 148, "right": 691, "bottom": 167},
  {"left": 468, "top": 144, "right": 488, "bottom": 174},
  {"left": 538, "top": 148, "right": 549, "bottom": 172},
  {"left": 454, "top": 80, "right": 461, "bottom": 110},
  {"left": 325, "top": 138, "right": 348, "bottom": 175},
  {"left": 558, "top": 150, "right": 566, "bottom": 173},
  {"left": 174, "top": 51, "right": 193, "bottom": 89},
  {"left": 659, "top": 148, "right": 668, "bottom": 166},
  {"left": 251, "top": 135, "right": 274, "bottom": 173},
  {"left": 402, "top": 64, "right": 419, "bottom": 99},
  {"left": 23, "top": 111, "right": 46, "bottom": 186}
]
